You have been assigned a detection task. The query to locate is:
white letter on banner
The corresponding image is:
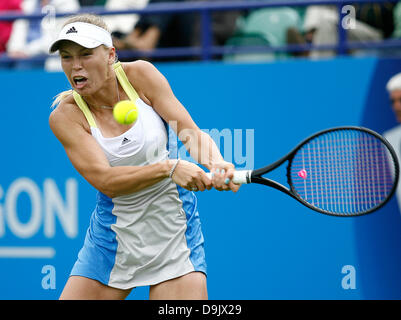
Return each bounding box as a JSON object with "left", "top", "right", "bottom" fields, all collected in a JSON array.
[
  {"left": 44, "top": 178, "right": 78, "bottom": 238},
  {"left": 5, "top": 178, "right": 42, "bottom": 238}
]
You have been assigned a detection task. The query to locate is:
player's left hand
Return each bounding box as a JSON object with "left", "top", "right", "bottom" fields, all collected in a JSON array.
[{"left": 210, "top": 161, "right": 240, "bottom": 193}]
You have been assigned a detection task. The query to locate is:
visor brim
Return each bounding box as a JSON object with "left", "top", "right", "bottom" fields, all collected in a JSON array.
[{"left": 49, "top": 36, "right": 103, "bottom": 53}]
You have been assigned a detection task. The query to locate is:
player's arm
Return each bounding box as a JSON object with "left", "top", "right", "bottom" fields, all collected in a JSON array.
[
  {"left": 49, "top": 101, "right": 190, "bottom": 198},
  {"left": 126, "top": 60, "right": 239, "bottom": 192}
]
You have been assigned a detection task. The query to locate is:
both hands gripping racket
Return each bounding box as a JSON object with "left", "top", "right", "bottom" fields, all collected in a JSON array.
[{"left": 222, "top": 126, "right": 399, "bottom": 217}]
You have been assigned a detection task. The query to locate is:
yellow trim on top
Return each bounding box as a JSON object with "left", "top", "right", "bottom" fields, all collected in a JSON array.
[
  {"left": 113, "top": 62, "right": 140, "bottom": 101},
  {"left": 72, "top": 61, "right": 140, "bottom": 128},
  {"left": 72, "top": 90, "right": 97, "bottom": 128}
]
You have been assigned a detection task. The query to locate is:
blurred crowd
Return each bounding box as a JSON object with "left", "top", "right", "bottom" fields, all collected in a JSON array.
[{"left": 0, "top": 0, "right": 400, "bottom": 69}]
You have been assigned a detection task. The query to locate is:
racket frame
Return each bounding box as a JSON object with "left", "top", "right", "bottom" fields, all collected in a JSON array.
[{"left": 248, "top": 126, "right": 400, "bottom": 216}]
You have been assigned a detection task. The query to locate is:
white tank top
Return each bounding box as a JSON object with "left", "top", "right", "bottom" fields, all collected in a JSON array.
[
  {"left": 70, "top": 62, "right": 201, "bottom": 289},
  {"left": 90, "top": 98, "right": 169, "bottom": 166}
]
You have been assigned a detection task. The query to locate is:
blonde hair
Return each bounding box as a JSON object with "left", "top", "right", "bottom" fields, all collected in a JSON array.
[
  {"left": 51, "top": 14, "right": 111, "bottom": 109},
  {"left": 61, "top": 13, "right": 110, "bottom": 32}
]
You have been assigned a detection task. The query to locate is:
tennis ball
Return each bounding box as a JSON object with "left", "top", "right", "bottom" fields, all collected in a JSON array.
[{"left": 113, "top": 100, "right": 138, "bottom": 125}]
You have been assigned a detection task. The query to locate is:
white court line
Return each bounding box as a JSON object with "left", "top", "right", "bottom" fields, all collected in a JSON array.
[{"left": 0, "top": 247, "right": 55, "bottom": 258}]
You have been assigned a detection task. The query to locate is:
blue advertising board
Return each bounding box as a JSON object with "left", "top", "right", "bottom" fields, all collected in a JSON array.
[{"left": 0, "top": 56, "right": 401, "bottom": 299}]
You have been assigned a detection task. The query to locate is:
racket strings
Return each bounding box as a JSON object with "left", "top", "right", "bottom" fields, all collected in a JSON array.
[{"left": 290, "top": 129, "right": 396, "bottom": 215}]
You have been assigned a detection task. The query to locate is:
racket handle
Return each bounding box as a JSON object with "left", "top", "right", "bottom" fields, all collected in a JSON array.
[{"left": 205, "top": 170, "right": 251, "bottom": 184}]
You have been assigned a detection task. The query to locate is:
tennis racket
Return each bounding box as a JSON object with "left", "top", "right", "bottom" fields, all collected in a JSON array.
[{"left": 213, "top": 126, "right": 399, "bottom": 217}]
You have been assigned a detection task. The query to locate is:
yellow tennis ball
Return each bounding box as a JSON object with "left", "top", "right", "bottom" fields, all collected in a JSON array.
[{"left": 113, "top": 100, "right": 138, "bottom": 125}]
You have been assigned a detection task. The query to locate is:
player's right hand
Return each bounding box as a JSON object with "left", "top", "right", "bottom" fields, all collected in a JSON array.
[{"left": 170, "top": 160, "right": 212, "bottom": 192}]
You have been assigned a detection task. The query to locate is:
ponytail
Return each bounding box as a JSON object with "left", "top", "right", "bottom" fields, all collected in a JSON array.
[{"left": 51, "top": 89, "right": 73, "bottom": 109}]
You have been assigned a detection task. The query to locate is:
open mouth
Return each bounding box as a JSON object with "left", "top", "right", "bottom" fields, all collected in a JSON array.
[{"left": 73, "top": 76, "right": 88, "bottom": 89}]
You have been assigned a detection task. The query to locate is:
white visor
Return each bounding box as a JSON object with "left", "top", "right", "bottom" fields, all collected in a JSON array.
[{"left": 49, "top": 22, "right": 113, "bottom": 53}]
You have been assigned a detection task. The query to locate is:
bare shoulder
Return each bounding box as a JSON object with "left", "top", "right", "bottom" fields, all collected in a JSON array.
[
  {"left": 122, "top": 60, "right": 167, "bottom": 89},
  {"left": 123, "top": 60, "right": 159, "bottom": 78},
  {"left": 49, "top": 93, "right": 90, "bottom": 140},
  {"left": 49, "top": 94, "right": 76, "bottom": 128}
]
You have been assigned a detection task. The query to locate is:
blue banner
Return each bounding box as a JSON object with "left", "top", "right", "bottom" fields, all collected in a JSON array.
[{"left": 1, "top": 57, "right": 401, "bottom": 299}]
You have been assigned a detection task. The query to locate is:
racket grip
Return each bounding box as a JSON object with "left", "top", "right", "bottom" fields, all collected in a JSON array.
[{"left": 205, "top": 170, "right": 251, "bottom": 184}]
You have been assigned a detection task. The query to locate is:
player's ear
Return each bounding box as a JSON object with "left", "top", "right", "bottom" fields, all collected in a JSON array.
[{"left": 107, "top": 46, "right": 116, "bottom": 65}]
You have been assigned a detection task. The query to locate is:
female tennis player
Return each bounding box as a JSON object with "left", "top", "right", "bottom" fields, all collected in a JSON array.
[{"left": 48, "top": 14, "right": 239, "bottom": 300}]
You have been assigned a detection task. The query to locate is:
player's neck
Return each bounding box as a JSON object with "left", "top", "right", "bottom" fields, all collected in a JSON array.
[{"left": 83, "top": 75, "right": 120, "bottom": 111}]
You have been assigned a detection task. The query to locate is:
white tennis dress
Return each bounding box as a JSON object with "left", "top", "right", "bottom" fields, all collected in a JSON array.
[{"left": 69, "top": 62, "right": 206, "bottom": 289}]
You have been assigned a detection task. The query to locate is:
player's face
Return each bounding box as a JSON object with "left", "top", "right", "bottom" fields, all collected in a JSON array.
[
  {"left": 59, "top": 41, "right": 114, "bottom": 95},
  {"left": 390, "top": 89, "right": 401, "bottom": 123}
]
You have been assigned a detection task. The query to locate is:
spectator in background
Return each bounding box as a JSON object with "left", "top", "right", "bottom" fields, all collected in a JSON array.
[
  {"left": 191, "top": 0, "right": 241, "bottom": 50},
  {"left": 113, "top": 0, "right": 194, "bottom": 60},
  {"left": 386, "top": 73, "right": 401, "bottom": 124},
  {"left": 79, "top": 0, "right": 149, "bottom": 41},
  {"left": 103, "top": 0, "right": 149, "bottom": 39},
  {"left": 354, "top": 3, "right": 394, "bottom": 39},
  {"left": 391, "top": 2, "right": 401, "bottom": 39},
  {"left": 0, "top": 0, "right": 22, "bottom": 54},
  {"left": 79, "top": 0, "right": 106, "bottom": 6},
  {"left": 383, "top": 72, "right": 401, "bottom": 210},
  {"left": 6, "top": 0, "right": 80, "bottom": 70},
  {"left": 113, "top": 0, "right": 240, "bottom": 61},
  {"left": 301, "top": 2, "right": 394, "bottom": 58},
  {"left": 79, "top": 0, "right": 148, "bottom": 38}
]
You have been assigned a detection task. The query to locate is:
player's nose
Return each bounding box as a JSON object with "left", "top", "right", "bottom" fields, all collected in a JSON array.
[{"left": 72, "top": 57, "right": 83, "bottom": 70}]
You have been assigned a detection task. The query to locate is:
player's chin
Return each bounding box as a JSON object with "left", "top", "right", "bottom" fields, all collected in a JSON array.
[{"left": 72, "top": 85, "right": 91, "bottom": 95}]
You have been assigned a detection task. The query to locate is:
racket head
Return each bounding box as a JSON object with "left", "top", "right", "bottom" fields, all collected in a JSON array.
[{"left": 287, "top": 126, "right": 399, "bottom": 217}]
